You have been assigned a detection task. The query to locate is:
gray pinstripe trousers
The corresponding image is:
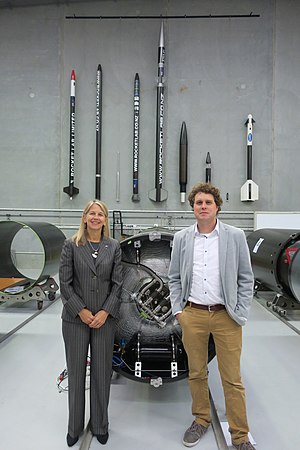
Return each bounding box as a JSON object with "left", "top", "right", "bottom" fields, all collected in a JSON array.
[{"left": 62, "top": 317, "right": 115, "bottom": 437}]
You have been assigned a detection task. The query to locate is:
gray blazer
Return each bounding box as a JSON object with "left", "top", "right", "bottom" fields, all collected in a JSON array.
[
  {"left": 59, "top": 237, "right": 123, "bottom": 323},
  {"left": 168, "top": 221, "right": 254, "bottom": 326}
]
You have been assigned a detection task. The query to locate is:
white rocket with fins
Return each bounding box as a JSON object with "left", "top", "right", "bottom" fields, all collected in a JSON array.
[{"left": 241, "top": 114, "right": 259, "bottom": 202}]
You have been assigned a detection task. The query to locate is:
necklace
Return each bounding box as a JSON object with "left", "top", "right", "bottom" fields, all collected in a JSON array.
[{"left": 88, "top": 240, "right": 101, "bottom": 259}]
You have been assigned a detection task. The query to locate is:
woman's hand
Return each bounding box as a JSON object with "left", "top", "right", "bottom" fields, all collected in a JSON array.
[
  {"left": 89, "top": 310, "right": 109, "bottom": 328},
  {"left": 79, "top": 308, "right": 95, "bottom": 325}
]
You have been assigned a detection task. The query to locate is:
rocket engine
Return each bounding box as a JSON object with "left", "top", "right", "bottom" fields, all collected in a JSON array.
[{"left": 113, "top": 228, "right": 216, "bottom": 386}]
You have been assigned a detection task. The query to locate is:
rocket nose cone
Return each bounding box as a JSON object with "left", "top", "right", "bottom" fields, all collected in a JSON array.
[
  {"left": 159, "top": 21, "right": 164, "bottom": 46},
  {"left": 180, "top": 122, "right": 187, "bottom": 143}
]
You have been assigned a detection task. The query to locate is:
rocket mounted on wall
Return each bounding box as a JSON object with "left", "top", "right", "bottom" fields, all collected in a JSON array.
[
  {"left": 205, "top": 152, "right": 211, "bottom": 184},
  {"left": 241, "top": 114, "right": 259, "bottom": 202},
  {"left": 149, "top": 21, "right": 168, "bottom": 202},
  {"left": 95, "top": 64, "right": 102, "bottom": 200},
  {"left": 63, "top": 69, "right": 79, "bottom": 200},
  {"left": 179, "top": 121, "right": 188, "bottom": 203},
  {"left": 132, "top": 73, "right": 140, "bottom": 202}
]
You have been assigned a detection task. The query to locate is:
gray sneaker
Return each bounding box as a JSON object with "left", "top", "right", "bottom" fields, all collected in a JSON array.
[
  {"left": 183, "top": 421, "right": 208, "bottom": 447},
  {"left": 233, "top": 442, "right": 255, "bottom": 450}
]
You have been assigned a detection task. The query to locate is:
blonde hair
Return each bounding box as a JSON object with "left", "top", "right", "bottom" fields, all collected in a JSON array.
[{"left": 72, "top": 200, "right": 110, "bottom": 246}]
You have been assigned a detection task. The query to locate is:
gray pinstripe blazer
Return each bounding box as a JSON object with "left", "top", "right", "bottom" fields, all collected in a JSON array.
[{"left": 59, "top": 237, "right": 123, "bottom": 323}]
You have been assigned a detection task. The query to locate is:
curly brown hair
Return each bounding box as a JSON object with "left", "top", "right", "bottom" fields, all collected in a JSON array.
[{"left": 188, "top": 183, "right": 223, "bottom": 212}]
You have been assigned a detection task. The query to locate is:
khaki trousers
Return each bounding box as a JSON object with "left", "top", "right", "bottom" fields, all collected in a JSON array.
[{"left": 179, "top": 305, "right": 249, "bottom": 445}]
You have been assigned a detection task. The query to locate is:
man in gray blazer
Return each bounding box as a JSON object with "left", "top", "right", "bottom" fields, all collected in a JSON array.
[{"left": 168, "top": 183, "right": 255, "bottom": 450}]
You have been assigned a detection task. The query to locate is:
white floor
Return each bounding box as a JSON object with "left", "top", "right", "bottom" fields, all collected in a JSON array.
[
  {"left": 0, "top": 294, "right": 299, "bottom": 450},
  {"left": 0, "top": 297, "right": 40, "bottom": 334}
]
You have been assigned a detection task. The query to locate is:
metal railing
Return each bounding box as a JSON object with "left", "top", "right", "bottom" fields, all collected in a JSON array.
[{"left": 0, "top": 208, "right": 254, "bottom": 238}]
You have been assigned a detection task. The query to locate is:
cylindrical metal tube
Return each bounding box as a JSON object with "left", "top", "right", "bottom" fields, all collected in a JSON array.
[
  {"left": 247, "top": 228, "right": 300, "bottom": 302},
  {"left": 0, "top": 221, "right": 65, "bottom": 293}
]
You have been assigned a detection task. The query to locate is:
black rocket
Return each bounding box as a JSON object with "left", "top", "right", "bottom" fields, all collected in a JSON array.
[
  {"left": 149, "top": 21, "right": 168, "bottom": 202},
  {"left": 132, "top": 73, "right": 140, "bottom": 202},
  {"left": 205, "top": 152, "right": 211, "bottom": 184},
  {"left": 179, "top": 121, "right": 188, "bottom": 203},
  {"left": 95, "top": 64, "right": 102, "bottom": 199},
  {"left": 240, "top": 114, "right": 259, "bottom": 201},
  {"left": 63, "top": 69, "right": 79, "bottom": 199}
]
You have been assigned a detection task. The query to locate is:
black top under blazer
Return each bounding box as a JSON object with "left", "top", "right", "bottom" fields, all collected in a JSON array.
[{"left": 59, "top": 237, "right": 123, "bottom": 323}]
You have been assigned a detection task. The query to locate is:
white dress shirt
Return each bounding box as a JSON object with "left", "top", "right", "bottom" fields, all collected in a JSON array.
[{"left": 188, "top": 220, "right": 224, "bottom": 306}]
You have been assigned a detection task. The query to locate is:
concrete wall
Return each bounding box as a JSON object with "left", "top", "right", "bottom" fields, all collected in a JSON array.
[
  {"left": 0, "top": 0, "right": 298, "bottom": 213},
  {"left": 273, "top": 0, "right": 300, "bottom": 211}
]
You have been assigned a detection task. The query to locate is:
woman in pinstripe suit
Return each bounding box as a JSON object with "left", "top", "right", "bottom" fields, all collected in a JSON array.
[{"left": 59, "top": 200, "right": 123, "bottom": 447}]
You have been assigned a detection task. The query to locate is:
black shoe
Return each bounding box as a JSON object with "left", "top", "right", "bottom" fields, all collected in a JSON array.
[
  {"left": 96, "top": 432, "right": 109, "bottom": 444},
  {"left": 66, "top": 433, "right": 79, "bottom": 447}
]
